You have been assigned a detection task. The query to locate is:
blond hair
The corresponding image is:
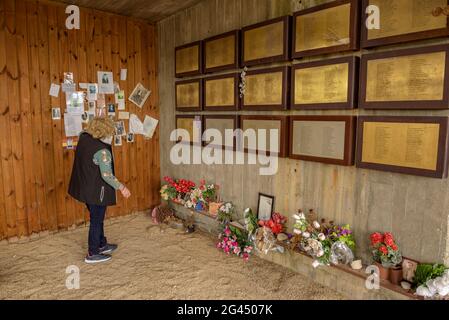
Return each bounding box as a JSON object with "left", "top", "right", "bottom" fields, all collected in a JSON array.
[{"left": 85, "top": 116, "right": 115, "bottom": 139}]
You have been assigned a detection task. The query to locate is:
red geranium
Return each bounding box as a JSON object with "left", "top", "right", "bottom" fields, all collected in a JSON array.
[
  {"left": 383, "top": 232, "right": 395, "bottom": 247},
  {"left": 379, "top": 246, "right": 388, "bottom": 255},
  {"left": 370, "top": 232, "right": 383, "bottom": 246},
  {"left": 259, "top": 213, "right": 287, "bottom": 235}
]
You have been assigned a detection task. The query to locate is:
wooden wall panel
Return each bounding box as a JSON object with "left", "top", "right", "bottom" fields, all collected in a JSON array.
[{"left": 0, "top": 0, "right": 160, "bottom": 240}]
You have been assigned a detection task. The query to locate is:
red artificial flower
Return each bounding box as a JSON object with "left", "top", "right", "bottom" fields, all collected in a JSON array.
[
  {"left": 391, "top": 244, "right": 398, "bottom": 251},
  {"left": 384, "top": 232, "right": 394, "bottom": 246},
  {"left": 379, "top": 246, "right": 388, "bottom": 255},
  {"left": 370, "top": 232, "right": 383, "bottom": 246}
]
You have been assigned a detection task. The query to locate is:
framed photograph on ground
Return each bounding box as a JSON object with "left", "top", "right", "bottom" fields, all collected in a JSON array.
[
  {"left": 356, "top": 116, "right": 449, "bottom": 178},
  {"left": 202, "top": 115, "right": 239, "bottom": 151},
  {"left": 175, "top": 115, "right": 203, "bottom": 145},
  {"left": 292, "top": 56, "right": 359, "bottom": 110},
  {"left": 176, "top": 79, "right": 202, "bottom": 112},
  {"left": 359, "top": 45, "right": 449, "bottom": 110},
  {"left": 129, "top": 83, "right": 151, "bottom": 109},
  {"left": 241, "top": 16, "right": 291, "bottom": 67},
  {"left": 257, "top": 193, "right": 275, "bottom": 221},
  {"left": 361, "top": 0, "right": 449, "bottom": 48},
  {"left": 203, "top": 73, "right": 240, "bottom": 111},
  {"left": 203, "top": 30, "right": 240, "bottom": 73},
  {"left": 292, "top": 0, "right": 359, "bottom": 58},
  {"left": 239, "top": 115, "right": 289, "bottom": 158},
  {"left": 175, "top": 41, "right": 202, "bottom": 78},
  {"left": 242, "top": 66, "right": 290, "bottom": 111},
  {"left": 289, "top": 116, "right": 356, "bottom": 166}
]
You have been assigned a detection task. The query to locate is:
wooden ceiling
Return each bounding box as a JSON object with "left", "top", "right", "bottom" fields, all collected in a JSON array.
[{"left": 51, "top": 0, "right": 204, "bottom": 22}]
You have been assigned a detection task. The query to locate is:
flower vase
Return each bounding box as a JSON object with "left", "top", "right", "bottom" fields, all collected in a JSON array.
[
  {"left": 195, "top": 202, "right": 204, "bottom": 212},
  {"left": 389, "top": 266, "right": 403, "bottom": 285},
  {"left": 208, "top": 202, "right": 223, "bottom": 216},
  {"left": 375, "top": 261, "right": 390, "bottom": 281}
]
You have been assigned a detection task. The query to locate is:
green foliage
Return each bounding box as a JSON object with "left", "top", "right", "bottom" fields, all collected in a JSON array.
[
  {"left": 414, "top": 263, "right": 448, "bottom": 287},
  {"left": 244, "top": 208, "right": 258, "bottom": 235},
  {"left": 229, "top": 225, "right": 251, "bottom": 248}
]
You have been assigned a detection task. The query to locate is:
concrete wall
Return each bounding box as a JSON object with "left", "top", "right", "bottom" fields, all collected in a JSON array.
[{"left": 157, "top": 0, "right": 449, "bottom": 265}]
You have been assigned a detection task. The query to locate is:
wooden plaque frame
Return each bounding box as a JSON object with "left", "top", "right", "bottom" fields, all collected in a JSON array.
[
  {"left": 241, "top": 66, "right": 290, "bottom": 111},
  {"left": 292, "top": 0, "right": 360, "bottom": 59},
  {"left": 241, "top": 16, "right": 291, "bottom": 67},
  {"left": 175, "top": 41, "right": 203, "bottom": 78},
  {"left": 359, "top": 45, "right": 449, "bottom": 110},
  {"left": 355, "top": 116, "right": 449, "bottom": 178},
  {"left": 203, "top": 73, "right": 240, "bottom": 111},
  {"left": 202, "top": 115, "right": 240, "bottom": 151},
  {"left": 175, "top": 115, "right": 203, "bottom": 145},
  {"left": 203, "top": 30, "right": 240, "bottom": 74},
  {"left": 291, "top": 56, "right": 359, "bottom": 110},
  {"left": 361, "top": 0, "right": 449, "bottom": 48},
  {"left": 239, "top": 115, "right": 289, "bottom": 158},
  {"left": 175, "top": 79, "right": 203, "bottom": 112},
  {"left": 289, "top": 116, "right": 356, "bottom": 166}
]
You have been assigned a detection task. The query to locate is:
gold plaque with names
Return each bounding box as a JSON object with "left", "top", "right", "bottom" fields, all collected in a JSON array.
[
  {"left": 205, "top": 77, "right": 236, "bottom": 107},
  {"left": 242, "top": 119, "right": 282, "bottom": 153},
  {"left": 244, "top": 71, "right": 284, "bottom": 106},
  {"left": 176, "top": 44, "right": 200, "bottom": 76},
  {"left": 366, "top": 51, "right": 446, "bottom": 102},
  {"left": 244, "top": 21, "right": 285, "bottom": 62},
  {"left": 367, "top": 0, "right": 447, "bottom": 41},
  {"left": 205, "top": 35, "right": 236, "bottom": 70},
  {"left": 176, "top": 82, "right": 200, "bottom": 109},
  {"left": 176, "top": 117, "right": 201, "bottom": 143},
  {"left": 361, "top": 122, "right": 440, "bottom": 171},
  {"left": 294, "top": 63, "right": 349, "bottom": 104},
  {"left": 295, "top": 3, "right": 351, "bottom": 52}
]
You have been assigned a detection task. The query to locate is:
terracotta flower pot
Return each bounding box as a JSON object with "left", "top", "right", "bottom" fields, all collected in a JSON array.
[
  {"left": 208, "top": 202, "right": 223, "bottom": 216},
  {"left": 375, "top": 261, "right": 390, "bottom": 281},
  {"left": 389, "top": 266, "right": 403, "bottom": 285}
]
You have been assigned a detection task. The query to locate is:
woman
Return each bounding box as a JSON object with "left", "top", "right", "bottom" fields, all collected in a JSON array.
[{"left": 69, "top": 116, "right": 131, "bottom": 264}]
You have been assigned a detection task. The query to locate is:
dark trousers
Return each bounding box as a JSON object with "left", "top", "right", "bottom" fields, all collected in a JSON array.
[{"left": 87, "top": 204, "right": 108, "bottom": 255}]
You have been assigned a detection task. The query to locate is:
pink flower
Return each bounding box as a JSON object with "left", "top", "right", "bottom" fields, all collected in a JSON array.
[
  {"left": 223, "top": 237, "right": 229, "bottom": 242},
  {"left": 224, "top": 228, "right": 231, "bottom": 236},
  {"left": 242, "top": 253, "right": 249, "bottom": 261}
]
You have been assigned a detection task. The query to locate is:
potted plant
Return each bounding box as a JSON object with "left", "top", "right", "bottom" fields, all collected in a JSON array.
[
  {"left": 217, "top": 202, "right": 235, "bottom": 224},
  {"left": 370, "top": 232, "right": 403, "bottom": 282}
]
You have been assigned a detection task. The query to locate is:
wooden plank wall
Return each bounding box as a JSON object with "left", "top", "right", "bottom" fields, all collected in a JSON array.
[
  {"left": 0, "top": 0, "right": 160, "bottom": 240},
  {"left": 158, "top": 0, "right": 449, "bottom": 265}
]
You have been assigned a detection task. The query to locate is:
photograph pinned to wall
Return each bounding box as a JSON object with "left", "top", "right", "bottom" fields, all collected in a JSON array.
[
  {"left": 120, "top": 69, "right": 127, "bottom": 81},
  {"left": 129, "top": 114, "right": 144, "bottom": 135},
  {"left": 62, "top": 137, "right": 78, "bottom": 150},
  {"left": 114, "top": 82, "right": 121, "bottom": 94},
  {"left": 87, "top": 83, "right": 98, "bottom": 101},
  {"left": 143, "top": 115, "right": 159, "bottom": 139},
  {"left": 129, "top": 83, "right": 151, "bottom": 108},
  {"left": 51, "top": 107, "right": 61, "bottom": 120},
  {"left": 97, "top": 94, "right": 106, "bottom": 109},
  {"left": 49, "top": 83, "right": 60, "bottom": 98},
  {"left": 88, "top": 101, "right": 96, "bottom": 114},
  {"left": 97, "top": 107, "right": 107, "bottom": 117},
  {"left": 66, "top": 91, "right": 85, "bottom": 115},
  {"left": 118, "top": 111, "right": 130, "bottom": 120},
  {"left": 97, "top": 71, "right": 114, "bottom": 94},
  {"left": 62, "top": 72, "right": 76, "bottom": 93},
  {"left": 114, "top": 135, "right": 123, "bottom": 146},
  {"left": 108, "top": 103, "right": 116, "bottom": 117},
  {"left": 64, "top": 113, "right": 83, "bottom": 137},
  {"left": 127, "top": 133, "right": 135, "bottom": 143},
  {"left": 79, "top": 83, "right": 88, "bottom": 90},
  {"left": 115, "top": 90, "right": 126, "bottom": 110},
  {"left": 81, "top": 112, "right": 89, "bottom": 124},
  {"left": 115, "top": 120, "right": 126, "bottom": 137},
  {"left": 87, "top": 112, "right": 95, "bottom": 123},
  {"left": 257, "top": 193, "right": 275, "bottom": 221}
]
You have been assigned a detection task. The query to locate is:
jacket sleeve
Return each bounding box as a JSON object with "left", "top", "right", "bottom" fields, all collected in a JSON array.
[{"left": 93, "top": 149, "right": 123, "bottom": 191}]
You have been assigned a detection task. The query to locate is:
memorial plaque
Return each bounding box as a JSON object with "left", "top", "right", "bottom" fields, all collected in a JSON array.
[
  {"left": 292, "top": 0, "right": 359, "bottom": 58},
  {"left": 240, "top": 115, "right": 289, "bottom": 157},
  {"left": 360, "top": 45, "right": 449, "bottom": 109},
  {"left": 361, "top": 0, "right": 449, "bottom": 48},
  {"left": 289, "top": 116, "right": 356, "bottom": 166},
  {"left": 175, "top": 115, "right": 202, "bottom": 145},
  {"left": 203, "top": 30, "right": 240, "bottom": 73},
  {"left": 175, "top": 41, "right": 202, "bottom": 77},
  {"left": 204, "top": 73, "right": 240, "bottom": 111},
  {"left": 203, "top": 115, "right": 239, "bottom": 150},
  {"left": 176, "top": 79, "right": 202, "bottom": 112},
  {"left": 242, "top": 66, "right": 290, "bottom": 111},
  {"left": 356, "top": 116, "right": 449, "bottom": 178},
  {"left": 242, "top": 16, "right": 291, "bottom": 67},
  {"left": 292, "top": 56, "right": 358, "bottom": 110}
]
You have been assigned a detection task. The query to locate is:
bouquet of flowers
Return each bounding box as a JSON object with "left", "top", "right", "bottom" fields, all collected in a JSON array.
[
  {"left": 370, "top": 232, "right": 402, "bottom": 268},
  {"left": 186, "top": 187, "right": 205, "bottom": 211},
  {"left": 217, "top": 202, "right": 235, "bottom": 224},
  {"left": 217, "top": 225, "right": 253, "bottom": 261},
  {"left": 199, "top": 179, "right": 219, "bottom": 203},
  {"left": 163, "top": 176, "right": 195, "bottom": 203},
  {"left": 160, "top": 184, "right": 177, "bottom": 201},
  {"left": 258, "top": 212, "right": 287, "bottom": 235},
  {"left": 327, "top": 224, "right": 356, "bottom": 251}
]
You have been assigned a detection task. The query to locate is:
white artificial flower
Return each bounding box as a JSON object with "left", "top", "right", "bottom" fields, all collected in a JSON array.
[
  {"left": 293, "top": 229, "right": 302, "bottom": 235},
  {"left": 313, "top": 221, "right": 320, "bottom": 229},
  {"left": 292, "top": 214, "right": 301, "bottom": 220},
  {"left": 302, "top": 232, "right": 310, "bottom": 238},
  {"left": 318, "top": 233, "right": 326, "bottom": 241},
  {"left": 317, "top": 249, "right": 324, "bottom": 258},
  {"left": 304, "top": 245, "right": 311, "bottom": 251},
  {"left": 312, "top": 260, "right": 320, "bottom": 268}
]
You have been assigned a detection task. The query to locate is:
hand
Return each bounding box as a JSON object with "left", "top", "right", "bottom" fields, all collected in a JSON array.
[{"left": 120, "top": 186, "right": 131, "bottom": 199}]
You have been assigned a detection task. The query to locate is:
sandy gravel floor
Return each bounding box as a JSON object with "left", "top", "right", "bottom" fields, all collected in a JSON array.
[{"left": 0, "top": 213, "right": 345, "bottom": 300}]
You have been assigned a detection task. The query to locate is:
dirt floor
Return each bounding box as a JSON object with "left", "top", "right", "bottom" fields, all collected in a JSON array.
[{"left": 0, "top": 213, "right": 345, "bottom": 300}]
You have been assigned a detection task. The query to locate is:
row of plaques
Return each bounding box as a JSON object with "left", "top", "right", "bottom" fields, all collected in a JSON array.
[
  {"left": 175, "top": 0, "right": 449, "bottom": 77},
  {"left": 176, "top": 115, "right": 449, "bottom": 179},
  {"left": 176, "top": 44, "right": 449, "bottom": 111}
]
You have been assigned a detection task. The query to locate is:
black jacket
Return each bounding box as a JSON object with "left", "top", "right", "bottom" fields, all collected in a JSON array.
[{"left": 68, "top": 133, "right": 117, "bottom": 206}]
